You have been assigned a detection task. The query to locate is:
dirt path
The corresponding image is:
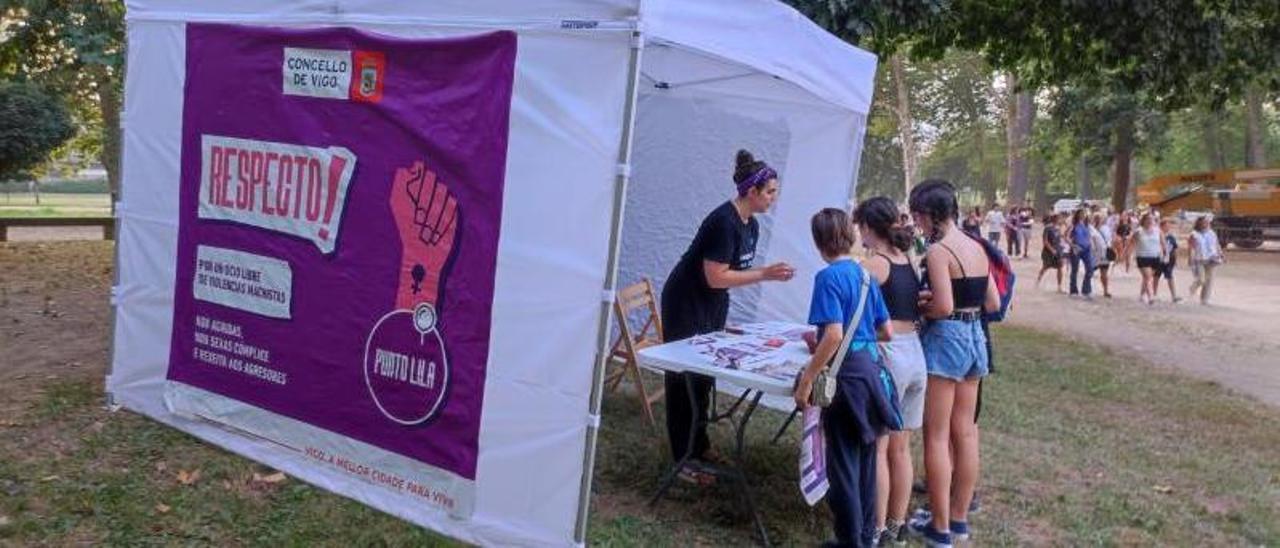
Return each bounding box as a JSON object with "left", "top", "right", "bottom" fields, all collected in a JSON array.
[
  {"left": 0, "top": 242, "right": 113, "bottom": 416},
  {"left": 1005, "top": 236, "right": 1280, "bottom": 408}
]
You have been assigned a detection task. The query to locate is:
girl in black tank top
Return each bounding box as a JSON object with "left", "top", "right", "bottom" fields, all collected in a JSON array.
[
  {"left": 852, "top": 198, "right": 921, "bottom": 326},
  {"left": 876, "top": 254, "right": 921, "bottom": 322},
  {"left": 854, "top": 196, "right": 929, "bottom": 538}
]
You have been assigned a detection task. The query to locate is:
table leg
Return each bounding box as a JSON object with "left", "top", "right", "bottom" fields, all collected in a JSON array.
[
  {"left": 711, "top": 388, "right": 750, "bottom": 422},
  {"left": 770, "top": 409, "right": 798, "bottom": 444},
  {"left": 731, "top": 391, "right": 770, "bottom": 546}
]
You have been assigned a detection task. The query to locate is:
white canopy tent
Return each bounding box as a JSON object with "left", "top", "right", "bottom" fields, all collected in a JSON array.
[{"left": 111, "top": 1, "right": 876, "bottom": 545}]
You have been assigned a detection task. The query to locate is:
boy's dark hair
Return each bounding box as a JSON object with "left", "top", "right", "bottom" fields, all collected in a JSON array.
[
  {"left": 853, "top": 196, "right": 913, "bottom": 252},
  {"left": 811, "top": 207, "right": 857, "bottom": 258}
]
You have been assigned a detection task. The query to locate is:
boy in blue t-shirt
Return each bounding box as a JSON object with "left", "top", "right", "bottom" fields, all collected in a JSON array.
[{"left": 794, "top": 208, "right": 899, "bottom": 547}]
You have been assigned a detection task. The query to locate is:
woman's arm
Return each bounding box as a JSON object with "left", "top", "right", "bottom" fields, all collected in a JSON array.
[
  {"left": 876, "top": 319, "right": 893, "bottom": 342},
  {"left": 922, "top": 248, "right": 954, "bottom": 319},
  {"left": 703, "top": 260, "right": 793, "bottom": 289}
]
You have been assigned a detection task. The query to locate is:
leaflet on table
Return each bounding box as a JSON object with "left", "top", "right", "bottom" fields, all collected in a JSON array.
[
  {"left": 164, "top": 24, "right": 517, "bottom": 517},
  {"left": 685, "top": 332, "right": 807, "bottom": 381},
  {"left": 731, "top": 321, "right": 816, "bottom": 342}
]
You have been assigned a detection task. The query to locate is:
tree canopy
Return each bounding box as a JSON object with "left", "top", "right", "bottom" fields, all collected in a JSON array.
[
  {"left": 0, "top": 81, "right": 75, "bottom": 181},
  {"left": 794, "top": 0, "right": 1280, "bottom": 109}
]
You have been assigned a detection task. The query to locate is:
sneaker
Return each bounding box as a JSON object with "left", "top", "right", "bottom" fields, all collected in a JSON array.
[
  {"left": 969, "top": 491, "right": 982, "bottom": 514},
  {"left": 879, "top": 521, "right": 906, "bottom": 546},
  {"left": 910, "top": 512, "right": 971, "bottom": 542},
  {"left": 907, "top": 517, "right": 953, "bottom": 548}
]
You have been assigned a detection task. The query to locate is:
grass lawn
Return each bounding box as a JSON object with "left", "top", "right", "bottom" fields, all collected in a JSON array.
[
  {"left": 0, "top": 193, "right": 111, "bottom": 218},
  {"left": 1, "top": 325, "right": 1277, "bottom": 546}
]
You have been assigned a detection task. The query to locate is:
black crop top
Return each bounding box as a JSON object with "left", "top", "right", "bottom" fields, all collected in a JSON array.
[
  {"left": 937, "top": 242, "right": 988, "bottom": 310},
  {"left": 876, "top": 254, "right": 920, "bottom": 322}
]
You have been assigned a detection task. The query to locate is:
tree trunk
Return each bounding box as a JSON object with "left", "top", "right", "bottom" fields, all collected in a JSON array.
[
  {"left": 1031, "top": 154, "right": 1050, "bottom": 213},
  {"left": 890, "top": 53, "right": 918, "bottom": 196},
  {"left": 1112, "top": 118, "right": 1135, "bottom": 212},
  {"left": 1200, "top": 107, "right": 1227, "bottom": 171},
  {"left": 97, "top": 74, "right": 122, "bottom": 215},
  {"left": 1244, "top": 86, "right": 1268, "bottom": 168},
  {"left": 33, "top": 180, "right": 41, "bottom": 205},
  {"left": 1129, "top": 156, "right": 1142, "bottom": 209},
  {"left": 1004, "top": 76, "right": 1035, "bottom": 206},
  {"left": 1078, "top": 155, "right": 1092, "bottom": 200}
]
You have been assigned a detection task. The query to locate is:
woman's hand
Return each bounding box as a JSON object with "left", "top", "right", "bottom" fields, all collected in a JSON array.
[
  {"left": 763, "top": 262, "right": 796, "bottom": 282},
  {"left": 794, "top": 371, "right": 816, "bottom": 409},
  {"left": 917, "top": 288, "right": 934, "bottom": 309}
]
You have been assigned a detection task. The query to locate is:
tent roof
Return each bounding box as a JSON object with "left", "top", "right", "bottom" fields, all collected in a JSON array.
[
  {"left": 127, "top": 0, "right": 876, "bottom": 114},
  {"left": 643, "top": 0, "right": 876, "bottom": 113}
]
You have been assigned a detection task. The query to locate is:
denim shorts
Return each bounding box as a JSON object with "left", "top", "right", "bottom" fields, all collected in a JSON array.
[{"left": 920, "top": 319, "right": 989, "bottom": 381}]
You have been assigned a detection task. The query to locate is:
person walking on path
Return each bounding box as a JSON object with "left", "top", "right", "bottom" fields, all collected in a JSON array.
[
  {"left": 1133, "top": 213, "right": 1164, "bottom": 305},
  {"left": 961, "top": 207, "right": 982, "bottom": 238},
  {"left": 1018, "top": 207, "right": 1034, "bottom": 259},
  {"left": 1036, "top": 213, "right": 1065, "bottom": 292},
  {"left": 1115, "top": 212, "right": 1135, "bottom": 273},
  {"left": 983, "top": 206, "right": 1005, "bottom": 248},
  {"left": 1004, "top": 206, "right": 1022, "bottom": 258},
  {"left": 1188, "top": 216, "right": 1225, "bottom": 305},
  {"left": 1068, "top": 209, "right": 1094, "bottom": 299},
  {"left": 1090, "top": 213, "right": 1114, "bottom": 298},
  {"left": 1155, "top": 219, "right": 1183, "bottom": 303}
]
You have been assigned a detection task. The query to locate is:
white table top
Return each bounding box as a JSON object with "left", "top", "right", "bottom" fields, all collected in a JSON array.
[{"left": 637, "top": 321, "right": 815, "bottom": 398}]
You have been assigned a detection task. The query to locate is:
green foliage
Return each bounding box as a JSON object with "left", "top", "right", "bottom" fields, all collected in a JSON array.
[
  {"left": 0, "top": 0, "right": 124, "bottom": 99},
  {"left": 855, "top": 67, "right": 906, "bottom": 201},
  {"left": 1049, "top": 86, "right": 1167, "bottom": 166},
  {"left": 0, "top": 81, "right": 75, "bottom": 181},
  {"left": 1, "top": 0, "right": 125, "bottom": 190},
  {"left": 795, "top": 0, "right": 1280, "bottom": 109}
]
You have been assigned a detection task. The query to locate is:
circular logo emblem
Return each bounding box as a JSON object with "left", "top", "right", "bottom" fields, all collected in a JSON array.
[{"left": 363, "top": 304, "right": 449, "bottom": 425}]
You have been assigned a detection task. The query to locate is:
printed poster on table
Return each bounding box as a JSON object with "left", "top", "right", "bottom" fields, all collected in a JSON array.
[{"left": 164, "top": 23, "right": 516, "bottom": 515}]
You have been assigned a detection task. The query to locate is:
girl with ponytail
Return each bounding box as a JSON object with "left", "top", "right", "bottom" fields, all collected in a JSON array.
[{"left": 853, "top": 196, "right": 927, "bottom": 544}]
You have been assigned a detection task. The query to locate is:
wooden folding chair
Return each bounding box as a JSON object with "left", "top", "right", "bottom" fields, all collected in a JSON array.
[{"left": 606, "top": 278, "right": 666, "bottom": 429}]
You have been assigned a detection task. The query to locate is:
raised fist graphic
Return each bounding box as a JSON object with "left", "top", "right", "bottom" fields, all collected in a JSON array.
[{"left": 390, "top": 161, "right": 459, "bottom": 310}]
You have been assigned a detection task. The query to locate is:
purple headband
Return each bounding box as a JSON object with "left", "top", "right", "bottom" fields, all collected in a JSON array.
[{"left": 736, "top": 165, "right": 777, "bottom": 196}]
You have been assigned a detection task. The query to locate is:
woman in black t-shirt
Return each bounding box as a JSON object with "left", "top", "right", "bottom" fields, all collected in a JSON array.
[{"left": 661, "top": 150, "right": 795, "bottom": 481}]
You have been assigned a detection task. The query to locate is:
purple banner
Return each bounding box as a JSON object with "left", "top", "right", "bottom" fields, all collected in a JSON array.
[{"left": 167, "top": 23, "right": 516, "bottom": 481}]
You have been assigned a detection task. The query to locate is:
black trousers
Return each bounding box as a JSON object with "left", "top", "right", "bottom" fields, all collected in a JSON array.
[
  {"left": 824, "top": 401, "right": 878, "bottom": 547},
  {"left": 664, "top": 371, "right": 714, "bottom": 460}
]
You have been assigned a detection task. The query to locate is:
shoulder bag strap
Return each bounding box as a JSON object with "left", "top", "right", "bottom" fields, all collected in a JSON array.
[{"left": 826, "top": 272, "right": 872, "bottom": 377}]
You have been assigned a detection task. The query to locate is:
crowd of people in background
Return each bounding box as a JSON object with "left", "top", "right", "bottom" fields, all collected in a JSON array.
[{"left": 966, "top": 203, "right": 1232, "bottom": 306}]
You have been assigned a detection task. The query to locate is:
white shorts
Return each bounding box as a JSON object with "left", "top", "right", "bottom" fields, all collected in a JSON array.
[{"left": 879, "top": 332, "right": 927, "bottom": 430}]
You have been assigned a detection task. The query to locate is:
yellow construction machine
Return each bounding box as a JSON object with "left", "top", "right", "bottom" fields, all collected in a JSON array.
[{"left": 1137, "top": 167, "right": 1280, "bottom": 249}]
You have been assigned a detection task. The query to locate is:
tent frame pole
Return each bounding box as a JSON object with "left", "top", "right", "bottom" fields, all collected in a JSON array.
[{"left": 574, "top": 25, "right": 645, "bottom": 545}]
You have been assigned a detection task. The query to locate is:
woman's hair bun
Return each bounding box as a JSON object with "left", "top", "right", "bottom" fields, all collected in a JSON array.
[{"left": 735, "top": 149, "right": 755, "bottom": 170}]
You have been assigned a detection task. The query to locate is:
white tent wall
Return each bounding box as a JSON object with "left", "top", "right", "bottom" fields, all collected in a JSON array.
[
  {"left": 621, "top": 92, "right": 792, "bottom": 326},
  {"left": 113, "top": 3, "right": 641, "bottom": 545},
  {"left": 621, "top": 46, "right": 871, "bottom": 328}
]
